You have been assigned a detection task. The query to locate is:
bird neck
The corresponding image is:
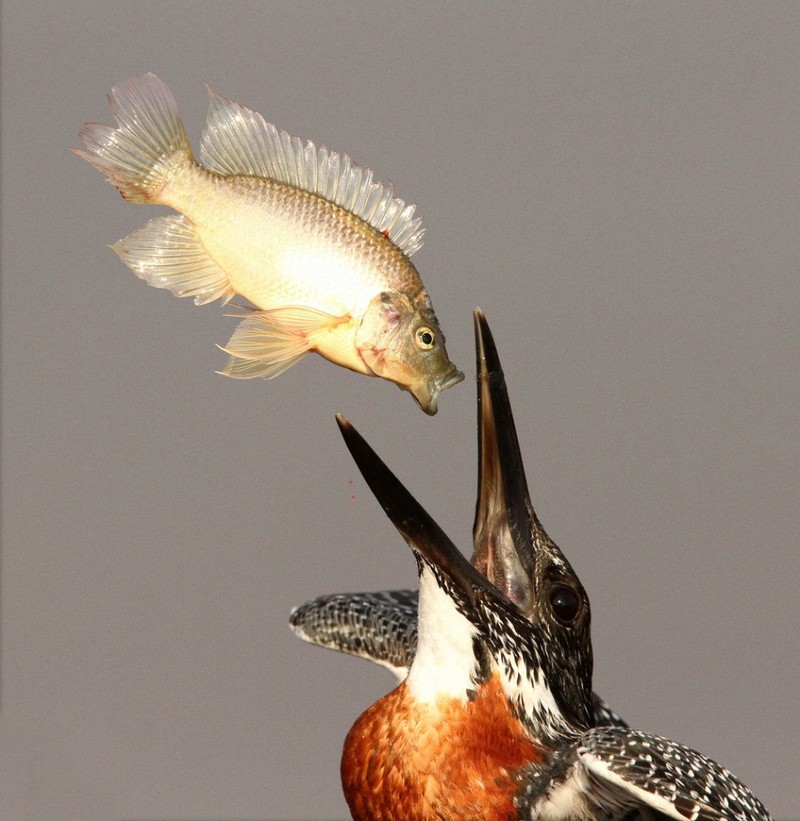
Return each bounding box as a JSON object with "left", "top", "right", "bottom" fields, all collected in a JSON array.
[{"left": 341, "top": 673, "right": 547, "bottom": 821}]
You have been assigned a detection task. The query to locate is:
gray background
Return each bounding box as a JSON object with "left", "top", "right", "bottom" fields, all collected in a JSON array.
[{"left": 2, "top": 3, "right": 797, "bottom": 819}]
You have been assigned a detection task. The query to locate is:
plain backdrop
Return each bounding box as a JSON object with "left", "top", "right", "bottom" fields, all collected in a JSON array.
[{"left": 2, "top": 3, "right": 798, "bottom": 819}]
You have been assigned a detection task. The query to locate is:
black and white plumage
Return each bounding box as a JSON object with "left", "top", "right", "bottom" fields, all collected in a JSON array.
[
  {"left": 290, "top": 588, "right": 627, "bottom": 728},
  {"left": 294, "top": 311, "right": 771, "bottom": 820},
  {"left": 290, "top": 589, "right": 418, "bottom": 678}
]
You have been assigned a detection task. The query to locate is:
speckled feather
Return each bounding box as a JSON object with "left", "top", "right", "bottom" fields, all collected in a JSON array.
[
  {"left": 290, "top": 589, "right": 419, "bottom": 677},
  {"left": 520, "top": 726, "right": 771, "bottom": 821}
]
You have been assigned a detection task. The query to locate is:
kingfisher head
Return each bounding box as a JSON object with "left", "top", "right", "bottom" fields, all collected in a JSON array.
[{"left": 337, "top": 314, "right": 594, "bottom": 743}]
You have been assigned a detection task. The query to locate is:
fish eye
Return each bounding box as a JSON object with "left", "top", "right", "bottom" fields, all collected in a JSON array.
[
  {"left": 550, "top": 584, "right": 580, "bottom": 624},
  {"left": 415, "top": 327, "right": 436, "bottom": 350}
]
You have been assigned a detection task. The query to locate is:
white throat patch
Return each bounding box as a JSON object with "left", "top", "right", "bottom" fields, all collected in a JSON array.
[{"left": 406, "top": 565, "right": 479, "bottom": 704}]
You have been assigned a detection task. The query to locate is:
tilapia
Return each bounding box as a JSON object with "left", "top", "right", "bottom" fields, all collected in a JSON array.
[{"left": 74, "top": 73, "right": 463, "bottom": 413}]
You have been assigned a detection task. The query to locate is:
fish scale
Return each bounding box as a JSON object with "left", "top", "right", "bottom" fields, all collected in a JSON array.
[{"left": 153, "top": 159, "right": 399, "bottom": 316}]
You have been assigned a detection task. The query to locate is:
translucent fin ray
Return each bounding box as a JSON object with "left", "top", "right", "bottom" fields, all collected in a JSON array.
[
  {"left": 112, "top": 216, "right": 235, "bottom": 306},
  {"left": 200, "top": 88, "right": 425, "bottom": 256},
  {"left": 73, "top": 73, "right": 191, "bottom": 203},
  {"left": 219, "top": 307, "right": 346, "bottom": 380}
]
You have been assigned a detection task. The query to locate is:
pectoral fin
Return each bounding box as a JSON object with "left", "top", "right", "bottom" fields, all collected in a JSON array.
[
  {"left": 218, "top": 306, "right": 349, "bottom": 379},
  {"left": 112, "top": 215, "right": 235, "bottom": 306}
]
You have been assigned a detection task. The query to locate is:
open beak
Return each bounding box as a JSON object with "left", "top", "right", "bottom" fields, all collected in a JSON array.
[
  {"left": 336, "top": 414, "right": 498, "bottom": 607},
  {"left": 471, "top": 309, "right": 547, "bottom": 616}
]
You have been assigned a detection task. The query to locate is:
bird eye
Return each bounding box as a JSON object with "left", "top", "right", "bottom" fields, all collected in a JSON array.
[
  {"left": 550, "top": 584, "right": 580, "bottom": 624},
  {"left": 415, "top": 327, "right": 436, "bottom": 349}
]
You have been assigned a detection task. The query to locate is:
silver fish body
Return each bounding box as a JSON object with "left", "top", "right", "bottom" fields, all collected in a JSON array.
[{"left": 74, "top": 73, "right": 463, "bottom": 413}]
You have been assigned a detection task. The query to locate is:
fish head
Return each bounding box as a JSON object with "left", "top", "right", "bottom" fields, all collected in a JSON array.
[{"left": 356, "top": 291, "right": 464, "bottom": 415}]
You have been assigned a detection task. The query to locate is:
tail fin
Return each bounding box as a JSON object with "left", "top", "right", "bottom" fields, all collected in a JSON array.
[{"left": 73, "top": 73, "right": 192, "bottom": 203}]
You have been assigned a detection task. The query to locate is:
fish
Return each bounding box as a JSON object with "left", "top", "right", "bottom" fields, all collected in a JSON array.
[{"left": 73, "top": 73, "right": 463, "bottom": 414}]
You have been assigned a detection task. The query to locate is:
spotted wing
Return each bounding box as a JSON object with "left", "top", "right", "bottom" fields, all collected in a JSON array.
[
  {"left": 289, "top": 589, "right": 627, "bottom": 728},
  {"left": 531, "top": 726, "right": 770, "bottom": 821},
  {"left": 289, "top": 590, "right": 418, "bottom": 679}
]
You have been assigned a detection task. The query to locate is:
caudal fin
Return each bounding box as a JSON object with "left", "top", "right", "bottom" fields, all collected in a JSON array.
[{"left": 73, "top": 73, "right": 192, "bottom": 203}]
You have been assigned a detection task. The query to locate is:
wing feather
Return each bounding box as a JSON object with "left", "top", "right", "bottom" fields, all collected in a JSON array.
[
  {"left": 560, "top": 727, "right": 771, "bottom": 821},
  {"left": 289, "top": 590, "right": 418, "bottom": 679}
]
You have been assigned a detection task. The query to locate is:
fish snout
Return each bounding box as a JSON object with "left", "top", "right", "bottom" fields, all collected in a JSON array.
[{"left": 412, "top": 365, "right": 465, "bottom": 415}]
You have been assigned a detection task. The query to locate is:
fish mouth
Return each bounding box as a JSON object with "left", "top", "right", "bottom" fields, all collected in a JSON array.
[
  {"left": 413, "top": 365, "right": 465, "bottom": 416},
  {"left": 439, "top": 365, "right": 466, "bottom": 393}
]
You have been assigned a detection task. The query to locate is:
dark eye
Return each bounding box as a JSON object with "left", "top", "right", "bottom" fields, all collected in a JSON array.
[
  {"left": 550, "top": 584, "right": 580, "bottom": 624},
  {"left": 415, "top": 327, "right": 435, "bottom": 349}
]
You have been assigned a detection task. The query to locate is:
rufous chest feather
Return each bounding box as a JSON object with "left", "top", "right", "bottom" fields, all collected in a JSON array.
[{"left": 341, "top": 673, "right": 545, "bottom": 821}]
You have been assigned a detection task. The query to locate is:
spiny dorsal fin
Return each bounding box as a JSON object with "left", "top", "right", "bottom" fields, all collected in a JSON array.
[{"left": 200, "top": 87, "right": 425, "bottom": 256}]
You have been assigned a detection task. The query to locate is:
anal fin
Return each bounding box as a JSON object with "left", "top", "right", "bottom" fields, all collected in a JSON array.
[
  {"left": 218, "top": 306, "right": 349, "bottom": 380},
  {"left": 112, "top": 215, "right": 235, "bottom": 306}
]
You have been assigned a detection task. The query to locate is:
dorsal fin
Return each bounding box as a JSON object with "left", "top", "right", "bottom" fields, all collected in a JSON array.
[{"left": 200, "top": 87, "right": 425, "bottom": 256}]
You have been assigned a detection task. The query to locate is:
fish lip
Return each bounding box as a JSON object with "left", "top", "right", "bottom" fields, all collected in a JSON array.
[
  {"left": 416, "top": 393, "right": 439, "bottom": 416},
  {"left": 412, "top": 365, "right": 465, "bottom": 416},
  {"left": 437, "top": 365, "right": 465, "bottom": 394}
]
